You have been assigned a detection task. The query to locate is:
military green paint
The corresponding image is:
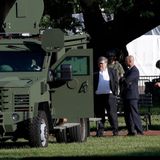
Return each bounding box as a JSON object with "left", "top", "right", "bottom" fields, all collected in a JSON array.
[
  {"left": 3, "top": 0, "right": 44, "bottom": 34},
  {"left": 0, "top": 0, "right": 94, "bottom": 141},
  {"left": 50, "top": 49, "right": 94, "bottom": 122}
]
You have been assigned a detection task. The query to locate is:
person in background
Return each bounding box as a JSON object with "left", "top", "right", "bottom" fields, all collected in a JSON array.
[
  {"left": 154, "top": 60, "right": 160, "bottom": 88},
  {"left": 107, "top": 51, "right": 125, "bottom": 96},
  {"left": 108, "top": 53, "right": 125, "bottom": 80},
  {"left": 120, "top": 55, "right": 143, "bottom": 136},
  {"left": 94, "top": 56, "right": 119, "bottom": 137}
]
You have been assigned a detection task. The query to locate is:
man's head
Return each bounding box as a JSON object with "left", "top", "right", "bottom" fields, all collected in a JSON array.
[
  {"left": 108, "top": 56, "right": 116, "bottom": 64},
  {"left": 125, "top": 55, "right": 134, "bottom": 68},
  {"left": 106, "top": 49, "right": 117, "bottom": 64},
  {"left": 98, "top": 56, "right": 108, "bottom": 71}
]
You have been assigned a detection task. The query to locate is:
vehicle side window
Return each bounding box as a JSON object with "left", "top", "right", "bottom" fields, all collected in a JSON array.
[{"left": 56, "top": 56, "right": 89, "bottom": 76}]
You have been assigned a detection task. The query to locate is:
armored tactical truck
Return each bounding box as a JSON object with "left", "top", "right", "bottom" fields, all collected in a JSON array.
[{"left": 0, "top": 0, "right": 94, "bottom": 147}]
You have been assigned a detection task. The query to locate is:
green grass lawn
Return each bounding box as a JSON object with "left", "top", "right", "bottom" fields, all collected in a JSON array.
[
  {"left": 0, "top": 115, "right": 160, "bottom": 159},
  {"left": 0, "top": 135, "right": 160, "bottom": 159}
]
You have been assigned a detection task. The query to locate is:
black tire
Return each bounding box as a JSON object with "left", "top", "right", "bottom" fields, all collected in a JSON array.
[
  {"left": 86, "top": 118, "right": 90, "bottom": 137},
  {"left": 29, "top": 111, "right": 49, "bottom": 147},
  {"left": 68, "top": 118, "right": 88, "bottom": 142},
  {"left": 55, "top": 129, "right": 67, "bottom": 143}
]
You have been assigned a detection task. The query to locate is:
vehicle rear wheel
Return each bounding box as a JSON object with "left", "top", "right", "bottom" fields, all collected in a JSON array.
[
  {"left": 29, "top": 111, "right": 49, "bottom": 147},
  {"left": 68, "top": 118, "right": 88, "bottom": 142},
  {"left": 55, "top": 129, "right": 67, "bottom": 143}
]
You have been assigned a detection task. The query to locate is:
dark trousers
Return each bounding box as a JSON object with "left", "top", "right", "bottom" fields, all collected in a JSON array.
[
  {"left": 94, "top": 94, "right": 118, "bottom": 133},
  {"left": 123, "top": 99, "right": 143, "bottom": 134}
]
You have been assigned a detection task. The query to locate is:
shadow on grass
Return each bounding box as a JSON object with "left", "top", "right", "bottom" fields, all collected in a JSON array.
[
  {"left": 90, "top": 126, "right": 128, "bottom": 132},
  {"left": 1, "top": 154, "right": 160, "bottom": 160},
  {"left": 0, "top": 141, "right": 30, "bottom": 149}
]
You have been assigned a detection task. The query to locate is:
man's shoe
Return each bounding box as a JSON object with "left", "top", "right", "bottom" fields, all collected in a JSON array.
[
  {"left": 96, "top": 121, "right": 104, "bottom": 137},
  {"left": 137, "top": 132, "right": 144, "bottom": 136},
  {"left": 96, "top": 129, "right": 104, "bottom": 137},
  {"left": 113, "top": 131, "right": 119, "bottom": 136}
]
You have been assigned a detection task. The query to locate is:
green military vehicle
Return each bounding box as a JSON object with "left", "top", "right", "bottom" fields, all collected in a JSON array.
[{"left": 0, "top": 0, "right": 94, "bottom": 147}]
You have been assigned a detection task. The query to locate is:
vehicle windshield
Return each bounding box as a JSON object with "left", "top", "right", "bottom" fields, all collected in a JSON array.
[{"left": 0, "top": 51, "right": 45, "bottom": 72}]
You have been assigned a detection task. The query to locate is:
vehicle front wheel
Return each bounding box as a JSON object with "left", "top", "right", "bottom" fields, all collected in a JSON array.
[{"left": 29, "top": 111, "right": 49, "bottom": 147}]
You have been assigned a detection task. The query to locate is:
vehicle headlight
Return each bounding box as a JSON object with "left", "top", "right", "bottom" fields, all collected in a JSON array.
[{"left": 12, "top": 113, "right": 20, "bottom": 121}]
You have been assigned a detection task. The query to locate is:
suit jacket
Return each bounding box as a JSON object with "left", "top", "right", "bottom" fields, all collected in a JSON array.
[
  {"left": 120, "top": 65, "right": 139, "bottom": 99},
  {"left": 94, "top": 67, "right": 118, "bottom": 96}
]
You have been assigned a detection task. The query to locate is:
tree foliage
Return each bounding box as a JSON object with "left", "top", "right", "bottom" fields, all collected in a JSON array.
[
  {"left": 1, "top": 0, "right": 160, "bottom": 61},
  {"left": 43, "top": 0, "right": 77, "bottom": 30},
  {"left": 79, "top": 0, "right": 160, "bottom": 60}
]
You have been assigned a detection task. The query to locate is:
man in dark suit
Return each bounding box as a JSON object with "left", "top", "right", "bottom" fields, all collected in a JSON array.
[
  {"left": 94, "top": 56, "right": 119, "bottom": 136},
  {"left": 120, "top": 55, "right": 143, "bottom": 135}
]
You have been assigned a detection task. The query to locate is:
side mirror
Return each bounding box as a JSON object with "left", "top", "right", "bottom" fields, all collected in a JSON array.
[
  {"left": 47, "top": 69, "right": 54, "bottom": 82},
  {"left": 60, "top": 64, "right": 72, "bottom": 81}
]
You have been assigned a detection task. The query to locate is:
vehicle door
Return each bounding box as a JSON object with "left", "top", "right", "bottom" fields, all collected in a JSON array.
[{"left": 50, "top": 49, "right": 94, "bottom": 121}]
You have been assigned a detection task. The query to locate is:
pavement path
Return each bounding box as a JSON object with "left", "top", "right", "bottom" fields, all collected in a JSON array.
[{"left": 90, "top": 130, "right": 160, "bottom": 137}]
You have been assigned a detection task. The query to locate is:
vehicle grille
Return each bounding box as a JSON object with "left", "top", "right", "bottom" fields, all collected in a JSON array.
[
  {"left": 0, "top": 113, "right": 3, "bottom": 124},
  {"left": 0, "top": 88, "right": 10, "bottom": 111},
  {"left": 14, "top": 94, "right": 29, "bottom": 112}
]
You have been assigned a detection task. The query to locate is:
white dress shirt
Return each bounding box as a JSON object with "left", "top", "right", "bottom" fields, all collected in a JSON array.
[{"left": 96, "top": 69, "right": 112, "bottom": 94}]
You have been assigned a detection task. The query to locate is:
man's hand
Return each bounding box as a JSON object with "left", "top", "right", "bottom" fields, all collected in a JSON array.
[{"left": 154, "top": 82, "right": 160, "bottom": 88}]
